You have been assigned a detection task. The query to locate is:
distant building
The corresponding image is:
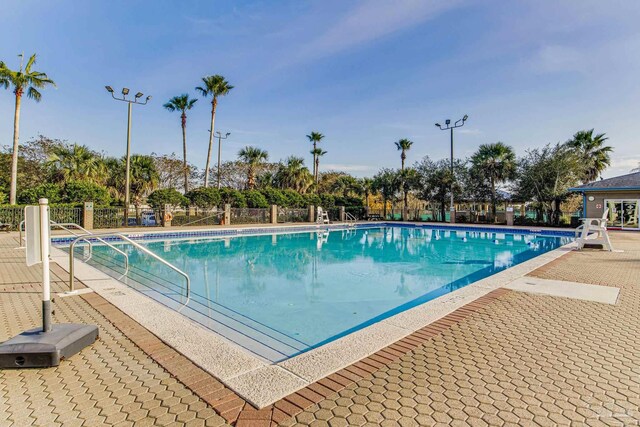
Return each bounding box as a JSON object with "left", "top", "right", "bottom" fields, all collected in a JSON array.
[{"left": 570, "top": 172, "right": 640, "bottom": 230}]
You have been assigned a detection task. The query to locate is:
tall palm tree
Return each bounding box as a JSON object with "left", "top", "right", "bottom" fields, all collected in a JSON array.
[
  {"left": 395, "top": 138, "right": 413, "bottom": 211},
  {"left": 47, "top": 144, "right": 106, "bottom": 184},
  {"left": 306, "top": 131, "right": 324, "bottom": 184},
  {"left": 0, "top": 54, "right": 56, "bottom": 204},
  {"left": 470, "top": 142, "right": 516, "bottom": 221},
  {"left": 566, "top": 129, "right": 612, "bottom": 183},
  {"left": 237, "top": 146, "right": 268, "bottom": 189},
  {"left": 163, "top": 94, "right": 198, "bottom": 192},
  {"left": 196, "top": 75, "right": 233, "bottom": 187},
  {"left": 310, "top": 147, "right": 327, "bottom": 184}
]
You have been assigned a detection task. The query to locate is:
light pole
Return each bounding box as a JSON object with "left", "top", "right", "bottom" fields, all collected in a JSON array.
[
  {"left": 435, "top": 114, "right": 468, "bottom": 222},
  {"left": 105, "top": 86, "right": 151, "bottom": 226},
  {"left": 214, "top": 131, "right": 230, "bottom": 189}
]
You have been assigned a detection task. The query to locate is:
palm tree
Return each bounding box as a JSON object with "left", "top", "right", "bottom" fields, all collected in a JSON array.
[
  {"left": 0, "top": 54, "right": 56, "bottom": 204},
  {"left": 359, "top": 177, "right": 375, "bottom": 208},
  {"left": 566, "top": 129, "right": 613, "bottom": 183},
  {"left": 470, "top": 142, "right": 516, "bottom": 221},
  {"left": 196, "top": 75, "right": 233, "bottom": 187},
  {"left": 395, "top": 138, "right": 413, "bottom": 212},
  {"left": 306, "top": 132, "right": 324, "bottom": 184},
  {"left": 129, "top": 155, "right": 160, "bottom": 222},
  {"left": 163, "top": 94, "right": 197, "bottom": 193},
  {"left": 310, "top": 147, "right": 327, "bottom": 184},
  {"left": 47, "top": 144, "right": 106, "bottom": 184},
  {"left": 275, "top": 156, "right": 314, "bottom": 193},
  {"left": 238, "top": 146, "right": 268, "bottom": 189}
]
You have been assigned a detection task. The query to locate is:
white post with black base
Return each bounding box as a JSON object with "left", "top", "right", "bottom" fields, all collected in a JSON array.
[{"left": 0, "top": 198, "right": 99, "bottom": 369}]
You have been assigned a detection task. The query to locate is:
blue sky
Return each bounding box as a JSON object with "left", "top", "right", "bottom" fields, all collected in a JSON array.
[{"left": 2, "top": 0, "right": 640, "bottom": 178}]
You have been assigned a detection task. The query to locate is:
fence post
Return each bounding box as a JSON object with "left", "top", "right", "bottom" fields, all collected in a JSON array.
[
  {"left": 506, "top": 206, "right": 514, "bottom": 226},
  {"left": 339, "top": 206, "right": 345, "bottom": 222},
  {"left": 308, "top": 205, "right": 315, "bottom": 223},
  {"left": 224, "top": 204, "right": 231, "bottom": 225},
  {"left": 83, "top": 202, "right": 94, "bottom": 230},
  {"left": 270, "top": 205, "right": 278, "bottom": 224},
  {"left": 163, "top": 204, "right": 172, "bottom": 227},
  {"left": 450, "top": 207, "right": 456, "bottom": 224}
]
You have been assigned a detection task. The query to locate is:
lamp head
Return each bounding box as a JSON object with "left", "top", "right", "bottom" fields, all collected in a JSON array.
[
  {"left": 105, "top": 86, "right": 114, "bottom": 93},
  {"left": 226, "top": 132, "right": 231, "bottom": 137},
  {"left": 121, "top": 87, "right": 130, "bottom": 96},
  {"left": 435, "top": 123, "right": 441, "bottom": 128},
  {"left": 463, "top": 114, "right": 468, "bottom": 122},
  {"left": 146, "top": 95, "right": 152, "bottom": 101},
  {"left": 445, "top": 119, "right": 451, "bottom": 125},
  {"left": 135, "top": 92, "right": 143, "bottom": 99}
]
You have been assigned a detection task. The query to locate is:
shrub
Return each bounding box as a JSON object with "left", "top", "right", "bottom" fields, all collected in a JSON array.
[
  {"left": 219, "top": 188, "right": 246, "bottom": 207},
  {"left": 0, "top": 190, "right": 5, "bottom": 204},
  {"left": 18, "top": 183, "right": 63, "bottom": 204},
  {"left": 243, "top": 190, "right": 269, "bottom": 208},
  {"left": 282, "top": 189, "right": 305, "bottom": 208},
  {"left": 185, "top": 187, "right": 221, "bottom": 209},
  {"left": 319, "top": 193, "right": 336, "bottom": 208},
  {"left": 260, "top": 188, "right": 288, "bottom": 207},
  {"left": 62, "top": 180, "right": 111, "bottom": 205},
  {"left": 147, "top": 188, "right": 188, "bottom": 209},
  {"left": 303, "top": 193, "right": 322, "bottom": 207}
]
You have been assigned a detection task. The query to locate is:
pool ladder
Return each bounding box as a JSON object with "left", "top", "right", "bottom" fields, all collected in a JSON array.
[{"left": 345, "top": 212, "right": 357, "bottom": 227}]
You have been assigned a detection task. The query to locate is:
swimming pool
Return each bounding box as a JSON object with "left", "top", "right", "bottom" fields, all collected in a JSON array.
[{"left": 63, "top": 225, "right": 572, "bottom": 361}]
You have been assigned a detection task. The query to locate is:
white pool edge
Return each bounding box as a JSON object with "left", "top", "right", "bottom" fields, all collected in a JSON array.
[{"left": 50, "top": 223, "right": 576, "bottom": 408}]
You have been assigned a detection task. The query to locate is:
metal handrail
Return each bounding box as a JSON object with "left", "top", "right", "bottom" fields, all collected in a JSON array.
[
  {"left": 20, "top": 220, "right": 129, "bottom": 267},
  {"left": 68, "top": 232, "right": 190, "bottom": 301},
  {"left": 345, "top": 212, "right": 357, "bottom": 226}
]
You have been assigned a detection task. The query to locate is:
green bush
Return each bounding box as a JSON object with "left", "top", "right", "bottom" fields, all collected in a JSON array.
[
  {"left": 260, "top": 188, "right": 288, "bottom": 207},
  {"left": 219, "top": 188, "right": 246, "bottom": 208},
  {"left": 0, "top": 190, "right": 5, "bottom": 205},
  {"left": 147, "top": 188, "right": 188, "bottom": 209},
  {"left": 303, "top": 193, "right": 322, "bottom": 207},
  {"left": 282, "top": 189, "right": 305, "bottom": 208},
  {"left": 242, "top": 190, "right": 269, "bottom": 208},
  {"left": 63, "top": 180, "right": 111, "bottom": 205},
  {"left": 319, "top": 193, "right": 336, "bottom": 208},
  {"left": 185, "top": 187, "right": 221, "bottom": 209},
  {"left": 18, "top": 183, "right": 63, "bottom": 204}
]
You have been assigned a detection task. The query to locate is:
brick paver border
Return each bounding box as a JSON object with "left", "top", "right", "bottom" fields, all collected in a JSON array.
[{"left": 66, "top": 262, "right": 510, "bottom": 426}]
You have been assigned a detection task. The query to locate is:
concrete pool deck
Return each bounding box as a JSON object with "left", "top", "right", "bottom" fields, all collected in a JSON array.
[
  {"left": 49, "top": 223, "right": 575, "bottom": 409},
  {"left": 1, "top": 225, "right": 639, "bottom": 426}
]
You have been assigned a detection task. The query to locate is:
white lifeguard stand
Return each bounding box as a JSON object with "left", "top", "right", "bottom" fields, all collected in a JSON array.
[{"left": 575, "top": 208, "right": 614, "bottom": 251}]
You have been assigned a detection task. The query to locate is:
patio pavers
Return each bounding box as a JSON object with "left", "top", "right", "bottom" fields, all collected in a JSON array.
[{"left": 1, "top": 231, "right": 639, "bottom": 426}]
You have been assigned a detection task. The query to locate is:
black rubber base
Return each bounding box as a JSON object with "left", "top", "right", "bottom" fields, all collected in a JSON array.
[{"left": 0, "top": 323, "right": 99, "bottom": 369}]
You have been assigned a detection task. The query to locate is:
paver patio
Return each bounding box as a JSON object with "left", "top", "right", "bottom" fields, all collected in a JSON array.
[{"left": 1, "top": 230, "right": 638, "bottom": 426}]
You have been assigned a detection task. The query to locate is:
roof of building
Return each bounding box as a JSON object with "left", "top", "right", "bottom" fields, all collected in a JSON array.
[{"left": 569, "top": 171, "right": 640, "bottom": 192}]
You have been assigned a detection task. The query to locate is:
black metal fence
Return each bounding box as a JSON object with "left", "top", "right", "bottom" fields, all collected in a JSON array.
[
  {"left": 230, "top": 208, "right": 270, "bottom": 224},
  {"left": 277, "top": 208, "right": 308, "bottom": 223},
  {"left": 0, "top": 205, "right": 83, "bottom": 230}
]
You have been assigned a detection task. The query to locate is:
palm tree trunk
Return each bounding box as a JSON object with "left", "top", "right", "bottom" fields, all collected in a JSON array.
[
  {"left": 181, "top": 113, "right": 189, "bottom": 193},
  {"left": 204, "top": 98, "right": 217, "bottom": 187},
  {"left": 9, "top": 92, "right": 22, "bottom": 205},
  {"left": 491, "top": 178, "right": 497, "bottom": 223},
  {"left": 315, "top": 157, "right": 319, "bottom": 184}
]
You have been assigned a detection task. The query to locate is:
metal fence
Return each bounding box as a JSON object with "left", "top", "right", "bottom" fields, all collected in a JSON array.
[
  {"left": 231, "top": 208, "right": 270, "bottom": 224},
  {"left": 277, "top": 208, "right": 308, "bottom": 223},
  {"left": 172, "top": 208, "right": 223, "bottom": 227},
  {"left": 93, "top": 207, "right": 124, "bottom": 229},
  {"left": 0, "top": 205, "right": 83, "bottom": 230}
]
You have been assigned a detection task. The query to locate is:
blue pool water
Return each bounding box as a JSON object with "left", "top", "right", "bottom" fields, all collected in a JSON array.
[{"left": 68, "top": 226, "right": 571, "bottom": 361}]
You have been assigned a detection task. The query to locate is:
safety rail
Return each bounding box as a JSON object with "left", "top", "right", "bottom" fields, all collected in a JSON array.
[
  {"left": 345, "top": 212, "right": 357, "bottom": 226},
  {"left": 68, "top": 232, "right": 191, "bottom": 301}
]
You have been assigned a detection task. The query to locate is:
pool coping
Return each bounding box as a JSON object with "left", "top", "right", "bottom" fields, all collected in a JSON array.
[{"left": 50, "top": 222, "right": 576, "bottom": 411}]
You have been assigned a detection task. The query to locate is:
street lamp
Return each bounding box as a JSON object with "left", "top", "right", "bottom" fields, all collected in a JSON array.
[
  {"left": 105, "top": 86, "right": 151, "bottom": 226},
  {"left": 214, "top": 131, "right": 231, "bottom": 189},
  {"left": 435, "top": 114, "right": 468, "bottom": 223}
]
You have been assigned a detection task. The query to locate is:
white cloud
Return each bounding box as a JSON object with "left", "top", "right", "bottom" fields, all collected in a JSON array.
[{"left": 299, "top": 0, "right": 461, "bottom": 60}]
